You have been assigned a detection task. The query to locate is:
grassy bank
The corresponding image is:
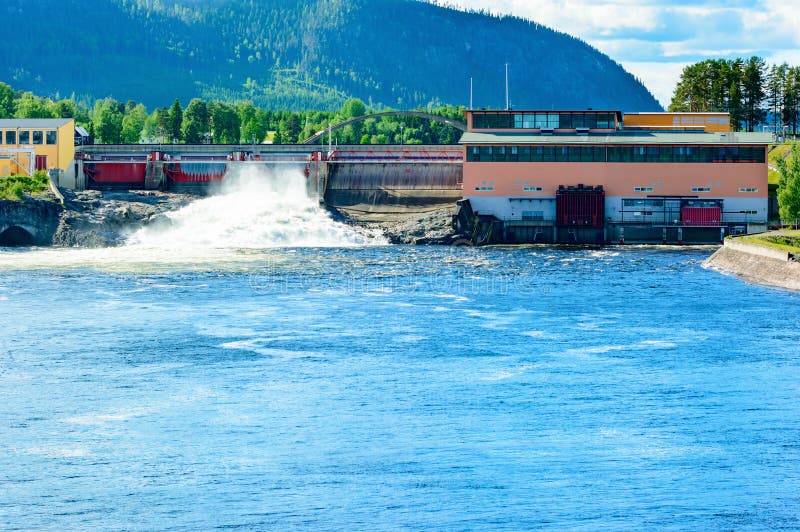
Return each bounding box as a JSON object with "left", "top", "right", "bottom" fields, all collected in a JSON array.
[
  {"left": 0, "top": 172, "right": 51, "bottom": 201},
  {"left": 768, "top": 141, "right": 797, "bottom": 185},
  {"left": 738, "top": 229, "right": 800, "bottom": 254}
]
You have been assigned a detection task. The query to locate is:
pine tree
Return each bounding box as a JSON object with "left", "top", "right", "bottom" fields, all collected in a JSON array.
[
  {"left": 742, "top": 56, "right": 766, "bottom": 132},
  {"left": 167, "top": 99, "right": 184, "bottom": 142}
]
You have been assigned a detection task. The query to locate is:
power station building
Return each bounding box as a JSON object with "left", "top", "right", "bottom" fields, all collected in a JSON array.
[
  {"left": 0, "top": 118, "right": 76, "bottom": 180},
  {"left": 459, "top": 110, "right": 771, "bottom": 243}
]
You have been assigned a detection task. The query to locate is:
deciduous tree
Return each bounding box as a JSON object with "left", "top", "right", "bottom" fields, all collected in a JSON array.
[
  {"left": 182, "top": 98, "right": 210, "bottom": 144},
  {"left": 0, "top": 82, "right": 15, "bottom": 118},
  {"left": 92, "top": 98, "right": 124, "bottom": 144},
  {"left": 14, "top": 92, "right": 54, "bottom": 119},
  {"left": 121, "top": 104, "right": 147, "bottom": 144},
  {"left": 777, "top": 144, "right": 800, "bottom": 222}
]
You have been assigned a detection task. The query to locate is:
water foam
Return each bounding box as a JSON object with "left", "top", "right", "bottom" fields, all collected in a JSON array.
[{"left": 128, "top": 164, "right": 385, "bottom": 249}]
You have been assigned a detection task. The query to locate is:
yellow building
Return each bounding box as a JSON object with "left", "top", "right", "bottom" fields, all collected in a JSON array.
[
  {"left": 0, "top": 118, "right": 75, "bottom": 177},
  {"left": 623, "top": 112, "right": 732, "bottom": 133}
]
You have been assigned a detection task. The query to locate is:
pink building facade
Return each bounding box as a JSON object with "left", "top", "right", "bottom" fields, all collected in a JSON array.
[{"left": 459, "top": 110, "right": 771, "bottom": 243}]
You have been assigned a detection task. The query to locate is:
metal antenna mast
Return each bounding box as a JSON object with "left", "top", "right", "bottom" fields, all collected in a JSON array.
[{"left": 505, "top": 63, "right": 509, "bottom": 110}]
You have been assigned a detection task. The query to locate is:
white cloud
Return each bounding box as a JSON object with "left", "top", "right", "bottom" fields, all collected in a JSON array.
[
  {"left": 442, "top": 0, "right": 800, "bottom": 107},
  {"left": 620, "top": 61, "right": 690, "bottom": 108}
]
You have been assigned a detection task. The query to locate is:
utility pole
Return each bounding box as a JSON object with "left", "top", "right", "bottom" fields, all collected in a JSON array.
[
  {"left": 505, "top": 63, "right": 509, "bottom": 111},
  {"left": 470, "top": 77, "right": 473, "bottom": 110}
]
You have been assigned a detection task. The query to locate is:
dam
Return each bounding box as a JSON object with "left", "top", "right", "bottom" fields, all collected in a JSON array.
[
  {"left": 63, "top": 106, "right": 776, "bottom": 245},
  {"left": 73, "top": 144, "right": 463, "bottom": 222}
]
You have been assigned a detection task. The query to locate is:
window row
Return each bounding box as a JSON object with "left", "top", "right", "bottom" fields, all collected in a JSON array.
[
  {"left": 1, "top": 130, "right": 58, "bottom": 145},
  {"left": 472, "top": 112, "right": 617, "bottom": 130},
  {"left": 466, "top": 145, "right": 766, "bottom": 163}
]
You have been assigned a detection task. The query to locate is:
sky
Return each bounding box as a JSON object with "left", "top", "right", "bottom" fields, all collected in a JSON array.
[{"left": 447, "top": 0, "right": 800, "bottom": 108}]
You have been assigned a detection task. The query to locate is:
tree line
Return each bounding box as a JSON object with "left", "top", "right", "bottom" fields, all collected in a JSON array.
[
  {"left": 0, "top": 81, "right": 464, "bottom": 145},
  {"left": 669, "top": 57, "right": 800, "bottom": 133}
]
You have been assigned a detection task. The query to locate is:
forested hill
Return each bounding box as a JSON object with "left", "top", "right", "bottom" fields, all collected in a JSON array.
[{"left": 1, "top": 0, "right": 660, "bottom": 112}]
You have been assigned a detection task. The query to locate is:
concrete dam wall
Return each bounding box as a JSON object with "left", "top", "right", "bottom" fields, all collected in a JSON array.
[{"left": 324, "top": 162, "right": 463, "bottom": 222}]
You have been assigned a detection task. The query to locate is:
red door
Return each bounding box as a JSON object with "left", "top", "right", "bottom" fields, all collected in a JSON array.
[{"left": 35, "top": 155, "right": 47, "bottom": 171}]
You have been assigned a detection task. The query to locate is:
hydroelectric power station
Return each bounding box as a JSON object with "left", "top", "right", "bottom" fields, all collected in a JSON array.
[{"left": 5, "top": 108, "right": 773, "bottom": 245}]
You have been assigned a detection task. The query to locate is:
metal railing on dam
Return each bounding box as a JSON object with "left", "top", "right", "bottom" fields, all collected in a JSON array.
[{"left": 76, "top": 144, "right": 462, "bottom": 157}]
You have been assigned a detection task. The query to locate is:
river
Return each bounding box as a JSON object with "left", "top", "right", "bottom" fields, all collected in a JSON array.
[{"left": 1, "top": 169, "right": 799, "bottom": 529}]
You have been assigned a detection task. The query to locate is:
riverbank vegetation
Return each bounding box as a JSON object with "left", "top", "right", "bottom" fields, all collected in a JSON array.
[
  {"left": 769, "top": 142, "right": 796, "bottom": 184},
  {"left": 776, "top": 144, "right": 800, "bottom": 221},
  {"left": 739, "top": 230, "right": 800, "bottom": 254},
  {"left": 0, "top": 171, "right": 51, "bottom": 201},
  {"left": 0, "top": 81, "right": 463, "bottom": 145}
]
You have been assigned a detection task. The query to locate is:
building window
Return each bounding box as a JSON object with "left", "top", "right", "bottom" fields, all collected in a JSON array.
[
  {"left": 739, "top": 187, "right": 758, "bottom": 193},
  {"left": 474, "top": 186, "right": 494, "bottom": 191},
  {"left": 523, "top": 186, "right": 543, "bottom": 192},
  {"left": 33, "top": 131, "right": 43, "bottom": 145},
  {"left": 19, "top": 131, "right": 30, "bottom": 144},
  {"left": 5, "top": 131, "right": 15, "bottom": 145},
  {"left": 624, "top": 199, "right": 664, "bottom": 207},
  {"left": 472, "top": 113, "right": 514, "bottom": 129},
  {"left": 597, "top": 113, "right": 614, "bottom": 129},
  {"left": 691, "top": 187, "right": 712, "bottom": 192},
  {"left": 46, "top": 131, "right": 57, "bottom": 145},
  {"left": 634, "top": 187, "right": 654, "bottom": 192},
  {"left": 522, "top": 211, "right": 544, "bottom": 220},
  {"left": 522, "top": 114, "right": 536, "bottom": 129}
]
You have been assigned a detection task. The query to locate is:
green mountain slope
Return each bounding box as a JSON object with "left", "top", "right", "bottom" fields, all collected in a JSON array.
[{"left": 1, "top": 0, "right": 661, "bottom": 111}]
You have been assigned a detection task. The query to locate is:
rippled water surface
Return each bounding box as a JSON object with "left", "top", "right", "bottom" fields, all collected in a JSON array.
[{"left": 1, "top": 245, "right": 799, "bottom": 530}]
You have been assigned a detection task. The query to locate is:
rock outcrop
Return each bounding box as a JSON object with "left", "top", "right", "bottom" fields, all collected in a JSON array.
[
  {"left": 51, "top": 190, "right": 192, "bottom": 247},
  {"left": 0, "top": 197, "right": 62, "bottom": 246}
]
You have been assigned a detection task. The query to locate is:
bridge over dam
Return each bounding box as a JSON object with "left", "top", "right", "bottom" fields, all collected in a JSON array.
[{"left": 74, "top": 144, "right": 464, "bottom": 221}]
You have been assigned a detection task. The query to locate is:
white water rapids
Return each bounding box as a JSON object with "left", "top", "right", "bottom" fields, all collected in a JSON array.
[
  {"left": 129, "top": 164, "right": 383, "bottom": 249},
  {"left": 0, "top": 164, "right": 386, "bottom": 271}
]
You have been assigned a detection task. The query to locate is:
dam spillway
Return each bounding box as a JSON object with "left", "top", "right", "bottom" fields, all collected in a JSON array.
[{"left": 74, "top": 144, "right": 464, "bottom": 220}]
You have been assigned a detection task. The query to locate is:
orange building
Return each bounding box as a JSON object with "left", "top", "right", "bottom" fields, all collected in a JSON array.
[
  {"left": 459, "top": 110, "right": 771, "bottom": 243},
  {"left": 623, "top": 112, "right": 732, "bottom": 133},
  {"left": 0, "top": 118, "right": 75, "bottom": 177}
]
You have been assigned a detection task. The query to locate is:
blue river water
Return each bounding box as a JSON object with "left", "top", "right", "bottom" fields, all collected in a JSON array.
[{"left": 1, "top": 245, "right": 799, "bottom": 530}]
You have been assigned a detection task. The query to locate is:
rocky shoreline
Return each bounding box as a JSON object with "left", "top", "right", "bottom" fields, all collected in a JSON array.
[
  {"left": 54, "top": 189, "right": 193, "bottom": 247},
  {"left": 329, "top": 205, "right": 460, "bottom": 245},
  {"left": 0, "top": 190, "right": 192, "bottom": 248}
]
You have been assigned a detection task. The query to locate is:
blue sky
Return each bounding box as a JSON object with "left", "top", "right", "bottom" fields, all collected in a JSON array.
[{"left": 447, "top": 0, "right": 800, "bottom": 107}]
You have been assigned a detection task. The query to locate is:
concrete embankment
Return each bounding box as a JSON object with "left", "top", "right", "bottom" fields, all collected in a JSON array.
[{"left": 705, "top": 237, "right": 800, "bottom": 291}]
